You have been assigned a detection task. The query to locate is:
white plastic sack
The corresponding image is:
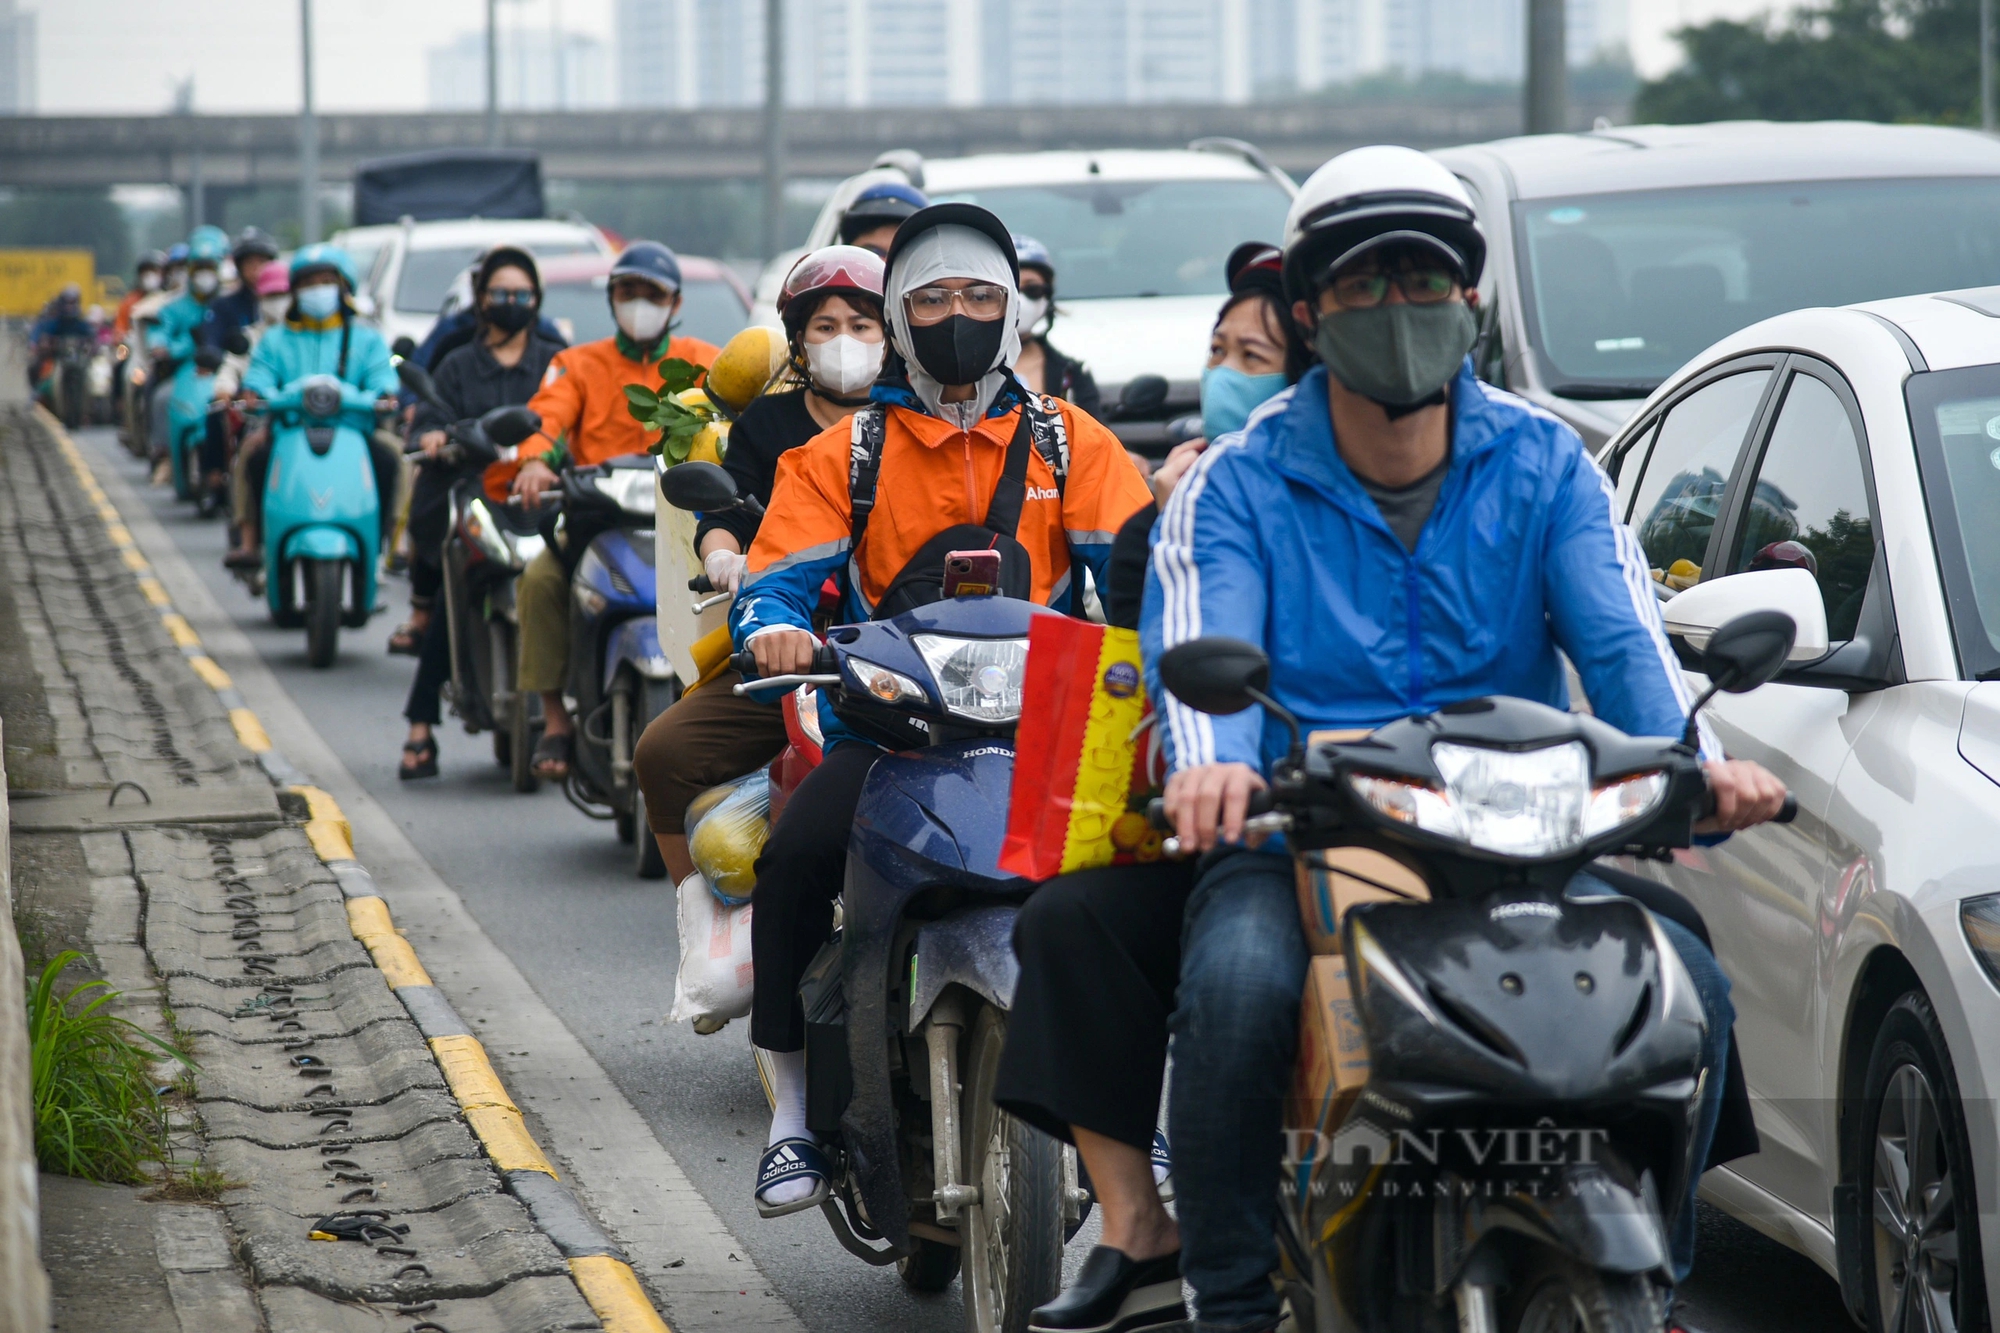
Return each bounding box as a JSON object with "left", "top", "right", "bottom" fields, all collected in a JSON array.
[{"left": 669, "top": 871, "right": 754, "bottom": 1032}]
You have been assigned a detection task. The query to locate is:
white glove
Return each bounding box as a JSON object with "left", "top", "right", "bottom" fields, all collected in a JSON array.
[{"left": 704, "top": 548, "right": 749, "bottom": 594}]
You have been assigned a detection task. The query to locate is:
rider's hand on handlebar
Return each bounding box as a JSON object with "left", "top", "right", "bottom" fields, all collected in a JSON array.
[
  {"left": 1163, "top": 762, "right": 1269, "bottom": 854},
  {"left": 416, "top": 429, "right": 447, "bottom": 458},
  {"left": 512, "top": 458, "right": 559, "bottom": 505},
  {"left": 748, "top": 628, "right": 818, "bottom": 678},
  {"left": 1695, "top": 759, "right": 1789, "bottom": 834},
  {"left": 1149, "top": 438, "right": 1209, "bottom": 509},
  {"left": 704, "top": 548, "right": 749, "bottom": 594}
]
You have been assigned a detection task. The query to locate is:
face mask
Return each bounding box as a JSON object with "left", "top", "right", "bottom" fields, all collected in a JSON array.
[
  {"left": 805, "top": 334, "right": 885, "bottom": 397},
  {"left": 614, "top": 299, "right": 671, "bottom": 344},
  {"left": 906, "top": 314, "right": 1007, "bottom": 388},
  {"left": 191, "top": 269, "right": 219, "bottom": 297},
  {"left": 485, "top": 299, "right": 537, "bottom": 335},
  {"left": 1200, "top": 365, "right": 1288, "bottom": 439},
  {"left": 296, "top": 285, "right": 341, "bottom": 320},
  {"left": 140, "top": 272, "right": 161, "bottom": 293},
  {"left": 1313, "top": 301, "right": 1477, "bottom": 409},
  {"left": 260, "top": 297, "right": 288, "bottom": 325},
  {"left": 1015, "top": 296, "right": 1049, "bottom": 337}
]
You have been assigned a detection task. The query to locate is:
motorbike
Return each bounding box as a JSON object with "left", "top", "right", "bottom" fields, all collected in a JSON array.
[
  {"left": 393, "top": 361, "right": 548, "bottom": 793},
  {"left": 664, "top": 461, "right": 1085, "bottom": 1333},
  {"left": 246, "top": 375, "right": 390, "bottom": 668},
  {"left": 166, "top": 332, "right": 249, "bottom": 503},
  {"left": 1150, "top": 610, "right": 1801, "bottom": 1333},
  {"left": 555, "top": 450, "right": 674, "bottom": 876},
  {"left": 49, "top": 333, "right": 94, "bottom": 429}
]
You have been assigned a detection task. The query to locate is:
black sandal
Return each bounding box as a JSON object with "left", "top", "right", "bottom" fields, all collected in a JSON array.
[
  {"left": 397, "top": 737, "right": 438, "bottom": 780},
  {"left": 531, "top": 730, "right": 573, "bottom": 781},
  {"left": 387, "top": 613, "right": 429, "bottom": 657}
]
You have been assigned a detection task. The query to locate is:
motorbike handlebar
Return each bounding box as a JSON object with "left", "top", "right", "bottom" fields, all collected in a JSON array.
[
  {"left": 689, "top": 574, "right": 715, "bottom": 593},
  {"left": 731, "top": 644, "right": 837, "bottom": 679},
  {"left": 1145, "top": 788, "right": 1275, "bottom": 833},
  {"left": 1698, "top": 783, "right": 1798, "bottom": 825}
]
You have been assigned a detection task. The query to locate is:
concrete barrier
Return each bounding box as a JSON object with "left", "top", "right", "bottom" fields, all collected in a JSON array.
[{"left": 0, "top": 718, "right": 52, "bottom": 1333}]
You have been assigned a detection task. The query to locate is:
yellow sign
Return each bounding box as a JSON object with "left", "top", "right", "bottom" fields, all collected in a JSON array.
[{"left": 0, "top": 249, "right": 95, "bottom": 318}]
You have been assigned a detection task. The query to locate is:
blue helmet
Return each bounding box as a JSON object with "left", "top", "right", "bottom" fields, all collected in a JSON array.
[
  {"left": 290, "top": 242, "right": 358, "bottom": 291},
  {"left": 165, "top": 243, "right": 190, "bottom": 265},
  {"left": 187, "top": 225, "right": 230, "bottom": 265},
  {"left": 609, "top": 240, "right": 682, "bottom": 296},
  {"left": 839, "top": 180, "right": 929, "bottom": 245},
  {"left": 1012, "top": 234, "right": 1054, "bottom": 277}
]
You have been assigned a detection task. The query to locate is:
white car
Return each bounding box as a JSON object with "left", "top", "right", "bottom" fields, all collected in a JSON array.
[
  {"left": 1603, "top": 288, "right": 2000, "bottom": 1332},
  {"left": 330, "top": 216, "right": 614, "bottom": 348},
  {"left": 765, "top": 143, "right": 1297, "bottom": 446}
]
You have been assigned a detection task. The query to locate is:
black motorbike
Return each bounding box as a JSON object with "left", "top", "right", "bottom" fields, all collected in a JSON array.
[
  {"left": 51, "top": 332, "right": 94, "bottom": 429},
  {"left": 1153, "top": 611, "right": 1799, "bottom": 1333},
  {"left": 394, "top": 361, "right": 546, "bottom": 790}
]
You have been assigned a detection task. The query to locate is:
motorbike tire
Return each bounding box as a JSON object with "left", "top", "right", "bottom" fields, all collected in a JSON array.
[
  {"left": 898, "top": 1238, "right": 962, "bottom": 1293},
  {"left": 304, "top": 559, "right": 344, "bottom": 669},
  {"left": 1857, "top": 990, "right": 1989, "bottom": 1333},
  {"left": 509, "top": 686, "right": 540, "bottom": 793},
  {"left": 60, "top": 368, "right": 84, "bottom": 429},
  {"left": 1500, "top": 1251, "right": 1661, "bottom": 1333},
  {"left": 960, "top": 1004, "right": 1064, "bottom": 1333}
]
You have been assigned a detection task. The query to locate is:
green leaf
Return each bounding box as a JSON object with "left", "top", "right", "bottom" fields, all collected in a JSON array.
[{"left": 655, "top": 357, "right": 704, "bottom": 395}]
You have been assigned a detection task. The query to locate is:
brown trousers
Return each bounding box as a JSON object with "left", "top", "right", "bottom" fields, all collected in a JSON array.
[{"left": 632, "top": 668, "right": 791, "bottom": 836}]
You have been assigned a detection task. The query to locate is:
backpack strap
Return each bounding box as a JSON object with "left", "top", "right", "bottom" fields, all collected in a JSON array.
[
  {"left": 1019, "top": 387, "right": 1069, "bottom": 499},
  {"left": 846, "top": 404, "right": 888, "bottom": 557},
  {"left": 979, "top": 405, "right": 1037, "bottom": 540}
]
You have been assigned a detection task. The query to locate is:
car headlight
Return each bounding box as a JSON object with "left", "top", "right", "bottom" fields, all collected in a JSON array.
[
  {"left": 1351, "top": 741, "right": 1600, "bottom": 858},
  {"left": 1961, "top": 895, "right": 2000, "bottom": 991},
  {"left": 595, "top": 469, "right": 656, "bottom": 515},
  {"left": 847, "top": 656, "right": 927, "bottom": 706},
  {"left": 912, "top": 635, "right": 1028, "bottom": 724}
]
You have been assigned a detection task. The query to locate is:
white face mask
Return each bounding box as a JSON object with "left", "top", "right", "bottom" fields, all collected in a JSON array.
[
  {"left": 614, "top": 299, "right": 671, "bottom": 344},
  {"left": 804, "top": 334, "right": 885, "bottom": 397},
  {"left": 1015, "top": 295, "right": 1049, "bottom": 336},
  {"left": 191, "top": 269, "right": 219, "bottom": 297},
  {"left": 260, "top": 297, "right": 289, "bottom": 325},
  {"left": 140, "top": 271, "right": 162, "bottom": 293}
]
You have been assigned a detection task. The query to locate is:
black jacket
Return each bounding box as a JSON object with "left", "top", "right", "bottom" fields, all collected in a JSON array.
[
  {"left": 412, "top": 330, "right": 565, "bottom": 440},
  {"left": 695, "top": 388, "right": 825, "bottom": 551},
  {"left": 1038, "top": 339, "right": 1101, "bottom": 419}
]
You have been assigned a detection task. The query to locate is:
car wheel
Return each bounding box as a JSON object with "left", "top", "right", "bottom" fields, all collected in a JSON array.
[{"left": 1861, "top": 991, "right": 1989, "bottom": 1333}]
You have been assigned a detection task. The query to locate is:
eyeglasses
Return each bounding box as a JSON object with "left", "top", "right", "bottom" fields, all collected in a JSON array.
[
  {"left": 1327, "top": 266, "right": 1459, "bottom": 309},
  {"left": 485, "top": 289, "right": 536, "bottom": 306},
  {"left": 906, "top": 283, "right": 1009, "bottom": 325}
]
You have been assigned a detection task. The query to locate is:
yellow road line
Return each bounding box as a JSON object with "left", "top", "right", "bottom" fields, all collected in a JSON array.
[
  {"left": 188, "top": 655, "right": 233, "bottom": 690},
  {"left": 569, "top": 1255, "right": 674, "bottom": 1333},
  {"left": 230, "top": 708, "right": 272, "bottom": 754}
]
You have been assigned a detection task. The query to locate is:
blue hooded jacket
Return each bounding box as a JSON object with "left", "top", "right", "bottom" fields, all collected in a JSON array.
[
  {"left": 1141, "top": 360, "right": 1719, "bottom": 779},
  {"left": 243, "top": 314, "right": 398, "bottom": 401}
]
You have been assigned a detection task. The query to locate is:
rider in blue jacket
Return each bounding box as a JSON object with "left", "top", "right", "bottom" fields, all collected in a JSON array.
[{"left": 1136, "top": 148, "right": 1789, "bottom": 1333}]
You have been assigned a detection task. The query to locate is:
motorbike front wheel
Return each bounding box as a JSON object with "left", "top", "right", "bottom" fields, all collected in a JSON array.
[
  {"left": 509, "top": 684, "right": 540, "bottom": 793},
  {"left": 1501, "top": 1251, "right": 1661, "bottom": 1333},
  {"left": 304, "top": 559, "right": 344, "bottom": 668},
  {"left": 960, "top": 1004, "right": 1063, "bottom": 1333}
]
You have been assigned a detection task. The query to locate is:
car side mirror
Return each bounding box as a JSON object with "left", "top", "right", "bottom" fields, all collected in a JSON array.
[
  {"left": 1114, "top": 374, "right": 1170, "bottom": 420},
  {"left": 1702, "top": 611, "right": 1797, "bottom": 693},
  {"left": 661, "top": 459, "right": 741, "bottom": 513},
  {"left": 1158, "top": 637, "right": 1271, "bottom": 715},
  {"left": 1662, "top": 567, "right": 1829, "bottom": 665},
  {"left": 480, "top": 405, "right": 540, "bottom": 450}
]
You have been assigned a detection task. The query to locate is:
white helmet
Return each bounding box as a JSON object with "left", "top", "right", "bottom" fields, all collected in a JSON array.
[{"left": 1281, "top": 146, "right": 1486, "bottom": 302}]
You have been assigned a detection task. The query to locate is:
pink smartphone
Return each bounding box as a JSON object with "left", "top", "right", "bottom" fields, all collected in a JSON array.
[{"left": 943, "top": 549, "right": 1002, "bottom": 598}]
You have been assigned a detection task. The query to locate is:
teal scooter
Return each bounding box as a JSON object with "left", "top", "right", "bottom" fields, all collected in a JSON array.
[
  {"left": 165, "top": 349, "right": 219, "bottom": 502},
  {"left": 256, "top": 374, "right": 386, "bottom": 667}
]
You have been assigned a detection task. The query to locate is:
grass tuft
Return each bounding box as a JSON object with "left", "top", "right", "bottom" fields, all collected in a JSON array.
[
  {"left": 28, "top": 951, "right": 191, "bottom": 1182},
  {"left": 145, "top": 1163, "right": 246, "bottom": 1203}
]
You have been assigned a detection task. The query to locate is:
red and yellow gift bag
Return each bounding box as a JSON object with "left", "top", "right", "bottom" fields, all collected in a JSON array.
[{"left": 999, "top": 615, "right": 1169, "bottom": 881}]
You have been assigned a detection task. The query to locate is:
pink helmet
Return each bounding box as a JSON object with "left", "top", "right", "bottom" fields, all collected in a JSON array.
[
  {"left": 256, "top": 262, "right": 291, "bottom": 296},
  {"left": 778, "top": 245, "right": 885, "bottom": 337}
]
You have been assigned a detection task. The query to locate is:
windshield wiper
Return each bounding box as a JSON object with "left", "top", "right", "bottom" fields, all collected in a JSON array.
[{"left": 1547, "top": 381, "right": 1660, "bottom": 400}]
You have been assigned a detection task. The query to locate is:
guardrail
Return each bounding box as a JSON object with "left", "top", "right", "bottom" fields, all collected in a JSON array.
[{"left": 0, "top": 717, "right": 53, "bottom": 1333}]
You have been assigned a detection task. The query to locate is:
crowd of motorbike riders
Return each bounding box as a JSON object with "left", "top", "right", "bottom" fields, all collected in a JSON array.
[{"left": 98, "top": 146, "right": 1797, "bottom": 1333}]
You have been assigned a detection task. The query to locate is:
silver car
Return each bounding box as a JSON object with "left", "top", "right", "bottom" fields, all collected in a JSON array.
[
  {"left": 1435, "top": 121, "right": 2000, "bottom": 450},
  {"left": 1602, "top": 288, "right": 2000, "bottom": 1332}
]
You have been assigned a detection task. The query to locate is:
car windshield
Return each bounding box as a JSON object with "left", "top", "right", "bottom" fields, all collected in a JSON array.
[
  {"left": 927, "top": 180, "right": 1291, "bottom": 299},
  {"left": 1907, "top": 364, "right": 2000, "bottom": 679},
  {"left": 396, "top": 240, "right": 595, "bottom": 313},
  {"left": 1516, "top": 178, "right": 2000, "bottom": 396},
  {"left": 541, "top": 275, "right": 748, "bottom": 348}
]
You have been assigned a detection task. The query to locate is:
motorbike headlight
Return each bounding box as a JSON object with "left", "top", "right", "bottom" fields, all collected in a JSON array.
[
  {"left": 1349, "top": 774, "right": 1459, "bottom": 838},
  {"left": 912, "top": 635, "right": 1028, "bottom": 724},
  {"left": 1432, "top": 741, "right": 1591, "bottom": 858},
  {"left": 463, "top": 499, "right": 517, "bottom": 568},
  {"left": 846, "top": 656, "right": 927, "bottom": 706},
  {"left": 594, "top": 469, "right": 656, "bottom": 516},
  {"left": 1582, "top": 770, "right": 1669, "bottom": 839}
]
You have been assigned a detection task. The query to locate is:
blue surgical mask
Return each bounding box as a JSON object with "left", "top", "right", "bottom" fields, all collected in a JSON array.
[
  {"left": 1200, "top": 364, "right": 1287, "bottom": 439},
  {"left": 296, "top": 285, "right": 340, "bottom": 320}
]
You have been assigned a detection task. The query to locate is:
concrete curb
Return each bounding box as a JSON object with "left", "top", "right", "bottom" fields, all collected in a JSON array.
[{"left": 43, "top": 411, "right": 674, "bottom": 1333}]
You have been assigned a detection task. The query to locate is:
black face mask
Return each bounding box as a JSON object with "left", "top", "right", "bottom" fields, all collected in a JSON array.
[
  {"left": 906, "top": 313, "right": 1006, "bottom": 387},
  {"left": 485, "top": 300, "right": 537, "bottom": 335}
]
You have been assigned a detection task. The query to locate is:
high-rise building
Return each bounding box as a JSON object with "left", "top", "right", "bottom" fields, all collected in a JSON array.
[
  {"left": 428, "top": 25, "right": 613, "bottom": 111},
  {"left": 0, "top": 0, "right": 36, "bottom": 116}
]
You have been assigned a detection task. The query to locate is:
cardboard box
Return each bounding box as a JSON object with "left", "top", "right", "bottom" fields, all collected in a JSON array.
[
  {"left": 1288, "top": 954, "right": 1370, "bottom": 1136},
  {"left": 1295, "top": 846, "right": 1430, "bottom": 954}
]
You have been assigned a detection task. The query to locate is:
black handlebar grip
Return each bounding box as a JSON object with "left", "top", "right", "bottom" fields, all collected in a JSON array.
[
  {"left": 731, "top": 649, "right": 757, "bottom": 676},
  {"left": 689, "top": 574, "right": 715, "bottom": 593},
  {"left": 1775, "top": 791, "right": 1799, "bottom": 824}
]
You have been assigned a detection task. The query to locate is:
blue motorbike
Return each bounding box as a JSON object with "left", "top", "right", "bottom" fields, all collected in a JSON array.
[
  {"left": 252, "top": 375, "right": 388, "bottom": 667},
  {"left": 664, "top": 462, "right": 1078, "bottom": 1333}
]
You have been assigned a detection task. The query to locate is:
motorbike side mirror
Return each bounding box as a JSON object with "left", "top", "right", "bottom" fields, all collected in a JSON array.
[
  {"left": 1702, "top": 610, "right": 1797, "bottom": 694},
  {"left": 224, "top": 330, "right": 251, "bottom": 356},
  {"left": 480, "top": 405, "right": 541, "bottom": 450},
  {"left": 395, "top": 359, "right": 450, "bottom": 416},
  {"left": 1114, "top": 374, "right": 1170, "bottom": 421},
  {"left": 391, "top": 336, "right": 418, "bottom": 361},
  {"left": 661, "top": 459, "right": 741, "bottom": 513},
  {"left": 1159, "top": 636, "right": 1304, "bottom": 762}
]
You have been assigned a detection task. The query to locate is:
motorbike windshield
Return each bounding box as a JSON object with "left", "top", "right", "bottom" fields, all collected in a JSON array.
[
  {"left": 1516, "top": 177, "right": 2000, "bottom": 397},
  {"left": 926, "top": 180, "right": 1289, "bottom": 299}
]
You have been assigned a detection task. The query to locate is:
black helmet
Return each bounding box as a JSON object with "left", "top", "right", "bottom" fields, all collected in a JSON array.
[
  {"left": 839, "top": 181, "right": 929, "bottom": 246},
  {"left": 136, "top": 250, "right": 167, "bottom": 274},
  {"left": 884, "top": 202, "right": 1019, "bottom": 285},
  {"left": 232, "top": 226, "right": 280, "bottom": 264}
]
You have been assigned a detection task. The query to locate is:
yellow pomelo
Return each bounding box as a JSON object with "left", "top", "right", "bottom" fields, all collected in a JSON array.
[{"left": 706, "top": 326, "right": 789, "bottom": 410}]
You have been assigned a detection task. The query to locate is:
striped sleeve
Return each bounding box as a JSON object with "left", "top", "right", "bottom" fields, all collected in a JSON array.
[
  {"left": 730, "top": 431, "right": 855, "bottom": 651},
  {"left": 1140, "top": 440, "right": 1271, "bottom": 775}
]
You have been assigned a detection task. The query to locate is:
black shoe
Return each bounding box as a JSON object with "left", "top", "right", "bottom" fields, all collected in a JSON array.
[{"left": 1030, "top": 1246, "right": 1184, "bottom": 1333}]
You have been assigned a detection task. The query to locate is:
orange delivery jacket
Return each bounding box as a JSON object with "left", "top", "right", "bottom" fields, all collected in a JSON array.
[{"left": 524, "top": 330, "right": 719, "bottom": 470}]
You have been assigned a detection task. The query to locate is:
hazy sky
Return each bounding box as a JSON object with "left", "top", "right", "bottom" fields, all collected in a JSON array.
[{"left": 31, "top": 0, "right": 1789, "bottom": 115}]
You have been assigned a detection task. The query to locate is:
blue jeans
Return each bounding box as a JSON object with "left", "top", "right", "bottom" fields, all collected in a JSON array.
[{"left": 1167, "top": 856, "right": 1732, "bottom": 1329}]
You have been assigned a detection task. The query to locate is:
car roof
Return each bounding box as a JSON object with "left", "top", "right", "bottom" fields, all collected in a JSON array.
[
  {"left": 398, "top": 218, "right": 607, "bottom": 250},
  {"left": 1441, "top": 122, "right": 2000, "bottom": 200},
  {"left": 1857, "top": 288, "right": 2000, "bottom": 372},
  {"left": 539, "top": 251, "right": 744, "bottom": 295},
  {"left": 921, "top": 149, "right": 1275, "bottom": 191}
]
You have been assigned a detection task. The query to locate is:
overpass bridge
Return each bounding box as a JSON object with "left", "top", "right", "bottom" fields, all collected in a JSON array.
[{"left": 0, "top": 97, "right": 1623, "bottom": 193}]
